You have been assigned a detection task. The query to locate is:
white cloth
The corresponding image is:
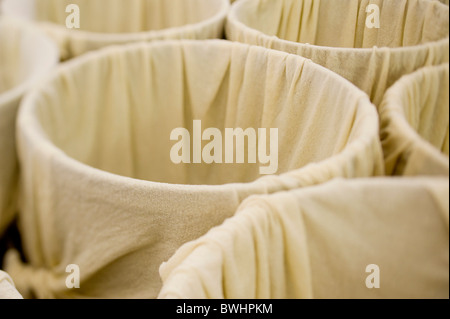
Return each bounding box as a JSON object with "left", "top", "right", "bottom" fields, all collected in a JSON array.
[
  {"left": 0, "top": 270, "right": 23, "bottom": 299},
  {"left": 159, "top": 177, "right": 449, "bottom": 299},
  {"left": 226, "top": 0, "right": 449, "bottom": 105},
  {"left": 0, "top": 17, "right": 58, "bottom": 237},
  {"left": 7, "top": 40, "right": 382, "bottom": 299},
  {"left": 2, "top": 0, "right": 230, "bottom": 60},
  {"left": 380, "top": 63, "right": 449, "bottom": 176}
]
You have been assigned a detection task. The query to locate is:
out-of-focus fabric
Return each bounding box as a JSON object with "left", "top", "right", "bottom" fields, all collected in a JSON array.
[
  {"left": 159, "top": 178, "right": 449, "bottom": 299},
  {"left": 380, "top": 63, "right": 449, "bottom": 176},
  {"left": 0, "top": 16, "right": 58, "bottom": 238},
  {"left": 2, "top": 0, "right": 230, "bottom": 60},
  {"left": 0, "top": 270, "right": 23, "bottom": 299}
]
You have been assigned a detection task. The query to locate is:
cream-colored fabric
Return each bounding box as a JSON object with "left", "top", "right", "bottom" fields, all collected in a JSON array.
[
  {"left": 380, "top": 64, "right": 449, "bottom": 177},
  {"left": 2, "top": 0, "right": 229, "bottom": 60},
  {"left": 7, "top": 40, "right": 382, "bottom": 299},
  {"left": 0, "top": 270, "right": 23, "bottom": 299},
  {"left": 0, "top": 17, "right": 58, "bottom": 237},
  {"left": 227, "top": 0, "right": 449, "bottom": 105},
  {"left": 159, "top": 178, "right": 449, "bottom": 299}
]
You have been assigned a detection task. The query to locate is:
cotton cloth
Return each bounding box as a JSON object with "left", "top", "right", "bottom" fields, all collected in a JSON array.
[
  {"left": 0, "top": 270, "right": 23, "bottom": 299},
  {"left": 6, "top": 40, "right": 382, "bottom": 299},
  {"left": 380, "top": 63, "right": 449, "bottom": 177},
  {"left": 2, "top": 0, "right": 229, "bottom": 60},
  {"left": 0, "top": 17, "right": 58, "bottom": 237},
  {"left": 226, "top": 0, "right": 449, "bottom": 105},
  {"left": 159, "top": 177, "right": 449, "bottom": 299}
]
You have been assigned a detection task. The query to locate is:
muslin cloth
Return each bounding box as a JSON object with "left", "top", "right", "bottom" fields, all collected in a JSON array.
[
  {"left": 0, "top": 17, "right": 58, "bottom": 237},
  {"left": 380, "top": 64, "right": 449, "bottom": 177},
  {"left": 0, "top": 270, "right": 23, "bottom": 299},
  {"left": 159, "top": 177, "right": 449, "bottom": 299},
  {"left": 2, "top": 0, "right": 229, "bottom": 60},
  {"left": 6, "top": 40, "right": 382, "bottom": 299},
  {"left": 226, "top": 0, "right": 449, "bottom": 105}
]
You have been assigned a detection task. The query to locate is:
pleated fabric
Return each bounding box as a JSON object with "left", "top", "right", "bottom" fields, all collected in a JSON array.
[
  {"left": 2, "top": 0, "right": 230, "bottom": 60},
  {"left": 380, "top": 63, "right": 449, "bottom": 176},
  {"left": 5, "top": 40, "right": 382, "bottom": 299},
  {"left": 0, "top": 270, "right": 23, "bottom": 299},
  {"left": 226, "top": 0, "right": 449, "bottom": 105},
  {"left": 159, "top": 177, "right": 449, "bottom": 299},
  {"left": 0, "top": 17, "right": 59, "bottom": 237}
]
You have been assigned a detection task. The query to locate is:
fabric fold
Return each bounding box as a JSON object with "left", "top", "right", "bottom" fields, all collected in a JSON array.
[
  {"left": 226, "top": 0, "right": 449, "bottom": 105},
  {"left": 9, "top": 40, "right": 382, "bottom": 298},
  {"left": 379, "top": 63, "right": 449, "bottom": 176},
  {"left": 159, "top": 178, "right": 449, "bottom": 299},
  {"left": 2, "top": 0, "right": 230, "bottom": 60},
  {"left": 0, "top": 269, "right": 23, "bottom": 299},
  {"left": 0, "top": 16, "right": 59, "bottom": 238}
]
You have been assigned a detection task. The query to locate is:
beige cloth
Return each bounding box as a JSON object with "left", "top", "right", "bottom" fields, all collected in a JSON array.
[
  {"left": 0, "top": 17, "right": 58, "bottom": 237},
  {"left": 0, "top": 270, "right": 23, "bottom": 299},
  {"left": 227, "top": 0, "right": 449, "bottom": 105},
  {"left": 2, "top": 0, "right": 229, "bottom": 60},
  {"left": 380, "top": 63, "right": 449, "bottom": 176},
  {"left": 159, "top": 177, "right": 449, "bottom": 299},
  {"left": 7, "top": 40, "right": 382, "bottom": 299}
]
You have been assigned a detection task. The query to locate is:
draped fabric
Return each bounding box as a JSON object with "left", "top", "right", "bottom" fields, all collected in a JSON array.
[
  {"left": 2, "top": 0, "right": 230, "bottom": 60},
  {"left": 226, "top": 0, "right": 449, "bottom": 105},
  {"left": 159, "top": 178, "right": 449, "bottom": 299},
  {"left": 0, "top": 17, "right": 59, "bottom": 237},
  {"left": 1, "top": 0, "right": 447, "bottom": 300},
  {"left": 0, "top": 270, "right": 23, "bottom": 299},
  {"left": 380, "top": 63, "right": 449, "bottom": 176},
  {"left": 5, "top": 40, "right": 382, "bottom": 298}
]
